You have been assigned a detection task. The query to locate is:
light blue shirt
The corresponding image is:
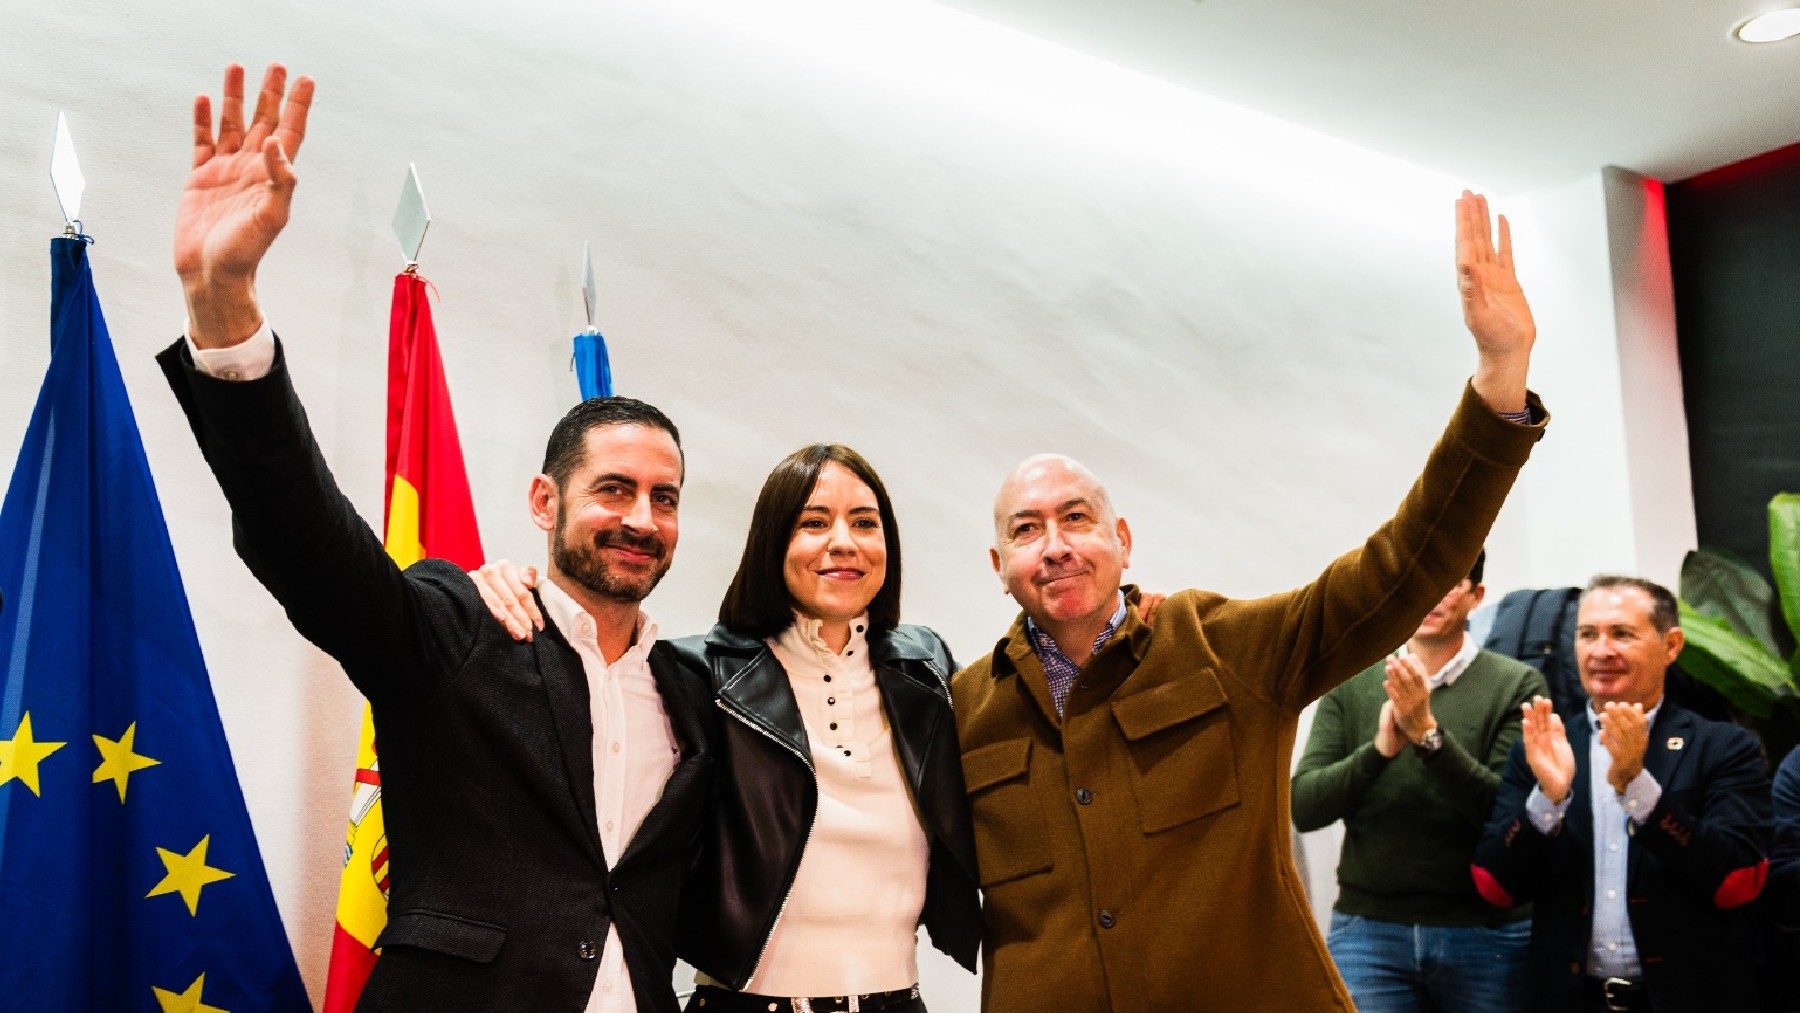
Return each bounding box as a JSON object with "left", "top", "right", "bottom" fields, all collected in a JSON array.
[{"left": 1525, "top": 703, "right": 1662, "bottom": 978}]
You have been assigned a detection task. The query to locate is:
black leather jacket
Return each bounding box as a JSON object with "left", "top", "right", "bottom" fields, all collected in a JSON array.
[{"left": 669, "top": 622, "right": 981, "bottom": 989}]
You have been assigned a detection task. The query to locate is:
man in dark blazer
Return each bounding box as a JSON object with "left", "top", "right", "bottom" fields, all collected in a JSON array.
[
  {"left": 161, "top": 63, "right": 715, "bottom": 1012},
  {"left": 1473, "top": 575, "right": 1771, "bottom": 1012}
]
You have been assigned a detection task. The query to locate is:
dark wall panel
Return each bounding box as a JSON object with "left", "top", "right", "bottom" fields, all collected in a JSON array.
[{"left": 1666, "top": 144, "right": 1800, "bottom": 585}]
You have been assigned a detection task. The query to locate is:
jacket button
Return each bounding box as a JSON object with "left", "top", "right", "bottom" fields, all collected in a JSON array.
[
  {"left": 1098, "top": 909, "right": 1117, "bottom": 929},
  {"left": 1074, "top": 788, "right": 1093, "bottom": 805},
  {"left": 578, "top": 940, "right": 598, "bottom": 960}
]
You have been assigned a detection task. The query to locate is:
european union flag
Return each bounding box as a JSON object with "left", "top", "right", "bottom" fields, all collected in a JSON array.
[{"left": 0, "top": 237, "right": 310, "bottom": 1011}]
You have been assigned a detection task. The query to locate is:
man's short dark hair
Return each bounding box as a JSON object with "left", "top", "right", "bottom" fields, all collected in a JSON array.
[
  {"left": 540, "top": 397, "right": 683, "bottom": 488},
  {"left": 1467, "top": 548, "right": 1486, "bottom": 587},
  {"left": 718, "top": 444, "right": 903, "bottom": 638},
  {"left": 1584, "top": 574, "right": 1680, "bottom": 633}
]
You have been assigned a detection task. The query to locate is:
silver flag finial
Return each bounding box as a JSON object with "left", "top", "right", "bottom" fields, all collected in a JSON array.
[
  {"left": 581, "top": 241, "right": 599, "bottom": 335},
  {"left": 392, "top": 163, "right": 431, "bottom": 268},
  {"left": 51, "top": 113, "right": 85, "bottom": 228}
]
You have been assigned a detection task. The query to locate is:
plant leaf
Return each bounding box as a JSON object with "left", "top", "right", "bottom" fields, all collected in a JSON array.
[
  {"left": 1680, "top": 547, "right": 1780, "bottom": 653},
  {"left": 1676, "top": 602, "right": 1796, "bottom": 719},
  {"left": 1771, "top": 493, "right": 1800, "bottom": 644}
]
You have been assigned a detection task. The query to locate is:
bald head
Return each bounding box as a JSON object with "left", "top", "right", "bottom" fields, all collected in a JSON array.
[
  {"left": 990, "top": 453, "right": 1131, "bottom": 639},
  {"left": 993, "top": 454, "right": 1117, "bottom": 541}
]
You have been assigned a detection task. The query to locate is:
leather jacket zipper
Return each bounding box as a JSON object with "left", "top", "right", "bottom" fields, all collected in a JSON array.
[{"left": 923, "top": 657, "right": 951, "bottom": 708}]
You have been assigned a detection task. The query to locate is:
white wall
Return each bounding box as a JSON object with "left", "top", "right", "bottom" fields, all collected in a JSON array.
[
  {"left": 1475, "top": 168, "right": 1696, "bottom": 592},
  {"left": 1, "top": 1, "right": 1669, "bottom": 1007}
]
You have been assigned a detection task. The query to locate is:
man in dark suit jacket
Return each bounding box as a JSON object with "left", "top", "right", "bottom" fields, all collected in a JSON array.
[
  {"left": 162, "top": 63, "right": 715, "bottom": 1012},
  {"left": 1473, "top": 575, "right": 1771, "bottom": 1013}
]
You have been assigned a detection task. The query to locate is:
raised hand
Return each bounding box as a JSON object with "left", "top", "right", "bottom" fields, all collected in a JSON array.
[
  {"left": 1382, "top": 653, "right": 1437, "bottom": 744},
  {"left": 1455, "top": 191, "right": 1535, "bottom": 414},
  {"left": 1519, "top": 696, "right": 1575, "bottom": 803},
  {"left": 469, "top": 559, "right": 543, "bottom": 641},
  {"left": 176, "top": 63, "right": 314, "bottom": 348},
  {"left": 1598, "top": 701, "right": 1651, "bottom": 795}
]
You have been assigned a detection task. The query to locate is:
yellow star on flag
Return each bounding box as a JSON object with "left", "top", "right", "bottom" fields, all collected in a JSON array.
[
  {"left": 0, "top": 712, "right": 66, "bottom": 796},
  {"left": 147, "top": 834, "right": 236, "bottom": 916},
  {"left": 93, "top": 721, "right": 161, "bottom": 802},
  {"left": 152, "top": 972, "right": 229, "bottom": 1013}
]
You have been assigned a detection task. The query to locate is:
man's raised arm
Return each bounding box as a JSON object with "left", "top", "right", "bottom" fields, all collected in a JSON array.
[{"left": 160, "top": 64, "right": 484, "bottom": 704}]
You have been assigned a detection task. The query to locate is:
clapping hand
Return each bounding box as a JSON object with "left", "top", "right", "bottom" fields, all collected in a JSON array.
[
  {"left": 1519, "top": 696, "right": 1575, "bottom": 804},
  {"left": 1598, "top": 701, "right": 1650, "bottom": 795},
  {"left": 1382, "top": 653, "right": 1437, "bottom": 745}
]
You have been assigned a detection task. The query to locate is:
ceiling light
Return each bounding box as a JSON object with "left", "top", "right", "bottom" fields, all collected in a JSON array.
[{"left": 1735, "top": 8, "right": 1800, "bottom": 42}]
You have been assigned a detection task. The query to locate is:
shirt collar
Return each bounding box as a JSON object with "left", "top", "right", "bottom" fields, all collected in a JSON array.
[
  {"left": 1400, "top": 633, "right": 1480, "bottom": 689},
  {"left": 1025, "top": 591, "right": 1128, "bottom": 661},
  {"left": 537, "top": 576, "right": 657, "bottom": 665},
  {"left": 776, "top": 611, "right": 871, "bottom": 663}
]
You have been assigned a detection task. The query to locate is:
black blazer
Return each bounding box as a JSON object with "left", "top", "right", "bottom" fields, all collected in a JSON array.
[
  {"left": 159, "top": 339, "right": 716, "bottom": 1013},
  {"left": 1473, "top": 699, "right": 1771, "bottom": 1012}
]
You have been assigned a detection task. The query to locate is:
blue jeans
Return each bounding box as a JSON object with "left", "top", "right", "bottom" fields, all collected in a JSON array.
[{"left": 1327, "top": 911, "right": 1530, "bottom": 1013}]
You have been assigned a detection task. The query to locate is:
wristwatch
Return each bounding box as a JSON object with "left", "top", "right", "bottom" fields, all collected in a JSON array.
[{"left": 1414, "top": 726, "right": 1445, "bottom": 757}]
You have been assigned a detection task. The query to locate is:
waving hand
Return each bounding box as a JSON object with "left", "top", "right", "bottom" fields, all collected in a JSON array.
[{"left": 176, "top": 63, "right": 314, "bottom": 348}]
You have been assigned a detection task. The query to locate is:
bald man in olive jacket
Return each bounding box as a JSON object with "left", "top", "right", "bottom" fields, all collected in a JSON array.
[{"left": 951, "top": 193, "right": 1547, "bottom": 1013}]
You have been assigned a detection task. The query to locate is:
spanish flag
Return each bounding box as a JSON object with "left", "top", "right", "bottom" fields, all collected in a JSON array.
[{"left": 322, "top": 271, "right": 484, "bottom": 1012}]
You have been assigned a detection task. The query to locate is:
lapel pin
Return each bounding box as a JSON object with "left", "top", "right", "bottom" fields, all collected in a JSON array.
[{"left": 1666, "top": 736, "right": 1684, "bottom": 750}]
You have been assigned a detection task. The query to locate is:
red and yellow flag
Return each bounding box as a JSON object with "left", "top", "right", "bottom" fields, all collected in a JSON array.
[{"left": 322, "top": 271, "right": 484, "bottom": 1012}]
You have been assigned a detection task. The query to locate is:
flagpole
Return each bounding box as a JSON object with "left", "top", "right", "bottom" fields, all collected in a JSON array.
[
  {"left": 573, "top": 240, "right": 614, "bottom": 399},
  {"left": 325, "top": 161, "right": 485, "bottom": 1013}
]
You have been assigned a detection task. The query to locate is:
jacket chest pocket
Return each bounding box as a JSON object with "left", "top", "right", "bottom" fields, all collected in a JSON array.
[
  {"left": 1111, "top": 674, "right": 1240, "bottom": 834},
  {"left": 962, "top": 738, "right": 1054, "bottom": 888}
]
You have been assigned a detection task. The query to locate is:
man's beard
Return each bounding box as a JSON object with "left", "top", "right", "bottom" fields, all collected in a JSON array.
[{"left": 552, "top": 513, "right": 672, "bottom": 604}]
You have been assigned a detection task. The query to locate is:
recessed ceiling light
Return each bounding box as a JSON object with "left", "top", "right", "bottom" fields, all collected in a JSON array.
[{"left": 1735, "top": 8, "right": 1800, "bottom": 42}]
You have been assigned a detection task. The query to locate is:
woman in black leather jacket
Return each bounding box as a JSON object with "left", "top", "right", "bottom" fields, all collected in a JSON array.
[
  {"left": 473, "top": 443, "right": 978, "bottom": 1013},
  {"left": 672, "top": 443, "right": 978, "bottom": 1013}
]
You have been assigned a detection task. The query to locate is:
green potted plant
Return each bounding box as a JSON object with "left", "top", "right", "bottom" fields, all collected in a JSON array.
[{"left": 1676, "top": 492, "right": 1800, "bottom": 763}]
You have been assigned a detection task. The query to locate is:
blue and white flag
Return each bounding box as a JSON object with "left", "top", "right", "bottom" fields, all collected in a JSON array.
[
  {"left": 573, "top": 328, "right": 614, "bottom": 400},
  {"left": 0, "top": 237, "right": 310, "bottom": 1011}
]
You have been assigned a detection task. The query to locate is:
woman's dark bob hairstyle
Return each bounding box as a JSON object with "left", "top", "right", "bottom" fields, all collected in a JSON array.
[{"left": 717, "top": 444, "right": 902, "bottom": 638}]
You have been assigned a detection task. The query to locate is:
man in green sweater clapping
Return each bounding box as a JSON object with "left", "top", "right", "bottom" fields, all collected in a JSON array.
[{"left": 1293, "top": 550, "right": 1546, "bottom": 1013}]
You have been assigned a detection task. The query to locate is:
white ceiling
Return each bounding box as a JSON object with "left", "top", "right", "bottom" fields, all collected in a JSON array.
[{"left": 931, "top": 0, "right": 1800, "bottom": 192}]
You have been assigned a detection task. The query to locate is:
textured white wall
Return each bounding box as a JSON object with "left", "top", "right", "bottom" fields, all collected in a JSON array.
[{"left": 1, "top": 1, "right": 1661, "bottom": 1008}]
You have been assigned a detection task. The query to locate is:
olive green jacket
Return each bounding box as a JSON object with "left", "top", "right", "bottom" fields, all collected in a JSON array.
[{"left": 951, "top": 382, "right": 1546, "bottom": 1013}]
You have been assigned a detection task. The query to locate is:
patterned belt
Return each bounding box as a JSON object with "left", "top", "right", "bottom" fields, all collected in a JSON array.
[{"left": 691, "top": 983, "right": 922, "bottom": 1013}]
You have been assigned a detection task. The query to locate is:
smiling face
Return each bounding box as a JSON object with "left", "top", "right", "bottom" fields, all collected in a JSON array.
[
  {"left": 533, "top": 422, "right": 683, "bottom": 604},
  {"left": 990, "top": 454, "right": 1131, "bottom": 636},
  {"left": 1576, "top": 584, "right": 1684, "bottom": 710},
  {"left": 783, "top": 461, "right": 888, "bottom": 631}
]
